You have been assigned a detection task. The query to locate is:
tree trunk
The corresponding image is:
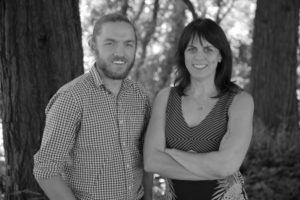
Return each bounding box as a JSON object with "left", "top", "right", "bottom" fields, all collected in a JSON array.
[
  {"left": 0, "top": 0, "right": 84, "bottom": 199},
  {"left": 250, "top": 0, "right": 299, "bottom": 132}
]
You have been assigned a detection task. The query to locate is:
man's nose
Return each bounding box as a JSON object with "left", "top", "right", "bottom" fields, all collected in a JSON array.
[{"left": 114, "top": 44, "right": 125, "bottom": 57}]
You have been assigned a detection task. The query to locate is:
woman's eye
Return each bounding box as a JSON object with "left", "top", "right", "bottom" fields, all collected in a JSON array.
[
  {"left": 186, "top": 47, "right": 196, "bottom": 52},
  {"left": 204, "top": 47, "right": 213, "bottom": 53}
]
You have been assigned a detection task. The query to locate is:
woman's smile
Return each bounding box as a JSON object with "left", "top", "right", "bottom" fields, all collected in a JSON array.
[{"left": 192, "top": 64, "right": 207, "bottom": 69}]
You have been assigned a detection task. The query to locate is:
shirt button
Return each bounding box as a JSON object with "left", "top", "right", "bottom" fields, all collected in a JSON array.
[
  {"left": 126, "top": 164, "right": 130, "bottom": 168},
  {"left": 128, "top": 186, "right": 132, "bottom": 190},
  {"left": 119, "top": 120, "right": 124, "bottom": 124},
  {"left": 122, "top": 142, "right": 126, "bottom": 146}
]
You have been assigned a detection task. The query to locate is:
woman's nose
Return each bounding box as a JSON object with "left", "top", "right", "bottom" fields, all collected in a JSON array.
[{"left": 193, "top": 49, "right": 206, "bottom": 60}]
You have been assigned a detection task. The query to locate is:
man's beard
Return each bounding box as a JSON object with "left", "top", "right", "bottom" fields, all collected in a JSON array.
[{"left": 97, "top": 56, "right": 135, "bottom": 80}]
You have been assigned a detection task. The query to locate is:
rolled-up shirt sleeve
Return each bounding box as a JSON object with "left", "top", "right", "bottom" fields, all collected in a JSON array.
[{"left": 33, "top": 91, "right": 81, "bottom": 180}]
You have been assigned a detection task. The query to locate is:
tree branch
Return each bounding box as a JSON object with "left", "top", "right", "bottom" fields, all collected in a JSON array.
[
  {"left": 133, "top": 0, "right": 145, "bottom": 23},
  {"left": 120, "top": 0, "right": 129, "bottom": 16},
  {"left": 215, "top": 0, "right": 236, "bottom": 24},
  {"left": 141, "top": 0, "right": 159, "bottom": 48},
  {"left": 134, "top": 0, "right": 160, "bottom": 80},
  {"left": 182, "top": 0, "right": 198, "bottom": 19}
]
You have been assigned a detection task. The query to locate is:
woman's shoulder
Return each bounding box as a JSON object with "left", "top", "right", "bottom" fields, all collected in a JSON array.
[
  {"left": 234, "top": 91, "right": 253, "bottom": 105},
  {"left": 152, "top": 87, "right": 173, "bottom": 108},
  {"left": 230, "top": 91, "right": 254, "bottom": 114},
  {"left": 156, "top": 87, "right": 172, "bottom": 100}
]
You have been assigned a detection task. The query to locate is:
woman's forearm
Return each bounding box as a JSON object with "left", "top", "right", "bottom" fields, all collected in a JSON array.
[
  {"left": 165, "top": 148, "right": 228, "bottom": 179},
  {"left": 144, "top": 149, "right": 210, "bottom": 180}
]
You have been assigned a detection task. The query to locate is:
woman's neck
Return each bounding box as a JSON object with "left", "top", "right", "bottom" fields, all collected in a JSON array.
[{"left": 186, "top": 78, "right": 218, "bottom": 99}]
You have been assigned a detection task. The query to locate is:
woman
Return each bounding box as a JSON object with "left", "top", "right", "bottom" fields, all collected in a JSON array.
[{"left": 143, "top": 18, "right": 254, "bottom": 200}]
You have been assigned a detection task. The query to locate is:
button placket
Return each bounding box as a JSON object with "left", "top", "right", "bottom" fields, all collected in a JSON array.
[{"left": 117, "top": 101, "right": 130, "bottom": 194}]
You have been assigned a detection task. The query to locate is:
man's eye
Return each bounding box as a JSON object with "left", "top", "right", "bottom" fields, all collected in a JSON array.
[
  {"left": 126, "top": 43, "right": 135, "bottom": 47},
  {"left": 104, "top": 42, "right": 113, "bottom": 46}
]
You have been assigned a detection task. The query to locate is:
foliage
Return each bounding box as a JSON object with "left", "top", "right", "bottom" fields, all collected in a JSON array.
[{"left": 244, "top": 119, "right": 300, "bottom": 200}]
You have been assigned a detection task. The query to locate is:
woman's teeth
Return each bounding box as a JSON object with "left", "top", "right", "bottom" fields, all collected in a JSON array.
[{"left": 193, "top": 64, "right": 207, "bottom": 69}]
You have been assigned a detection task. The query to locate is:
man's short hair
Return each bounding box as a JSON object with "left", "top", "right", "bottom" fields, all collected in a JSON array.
[{"left": 91, "top": 12, "right": 137, "bottom": 43}]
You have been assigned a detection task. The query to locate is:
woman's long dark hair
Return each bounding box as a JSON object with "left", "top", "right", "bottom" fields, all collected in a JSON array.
[{"left": 174, "top": 18, "right": 240, "bottom": 97}]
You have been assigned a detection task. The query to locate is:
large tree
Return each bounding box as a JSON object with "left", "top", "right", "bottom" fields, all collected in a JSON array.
[
  {"left": 250, "top": 0, "right": 299, "bottom": 132},
  {"left": 0, "top": 0, "right": 84, "bottom": 199}
]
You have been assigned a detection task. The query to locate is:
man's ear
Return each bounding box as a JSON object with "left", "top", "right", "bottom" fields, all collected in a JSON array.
[{"left": 88, "top": 38, "right": 97, "bottom": 52}]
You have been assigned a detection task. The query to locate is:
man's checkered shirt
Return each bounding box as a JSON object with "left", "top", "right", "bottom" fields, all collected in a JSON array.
[{"left": 33, "top": 65, "right": 151, "bottom": 200}]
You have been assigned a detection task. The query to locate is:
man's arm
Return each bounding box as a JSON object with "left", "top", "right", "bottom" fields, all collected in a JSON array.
[
  {"left": 33, "top": 91, "right": 81, "bottom": 199},
  {"left": 37, "top": 176, "right": 76, "bottom": 200}
]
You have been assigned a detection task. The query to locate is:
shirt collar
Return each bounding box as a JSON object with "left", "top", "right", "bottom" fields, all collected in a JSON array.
[{"left": 90, "top": 64, "right": 104, "bottom": 87}]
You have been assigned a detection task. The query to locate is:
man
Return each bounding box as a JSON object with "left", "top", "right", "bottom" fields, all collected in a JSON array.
[{"left": 33, "top": 13, "right": 152, "bottom": 200}]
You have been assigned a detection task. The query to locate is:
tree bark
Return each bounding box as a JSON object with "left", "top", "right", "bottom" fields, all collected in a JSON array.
[
  {"left": 0, "top": 0, "right": 84, "bottom": 199},
  {"left": 250, "top": 0, "right": 299, "bottom": 132}
]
